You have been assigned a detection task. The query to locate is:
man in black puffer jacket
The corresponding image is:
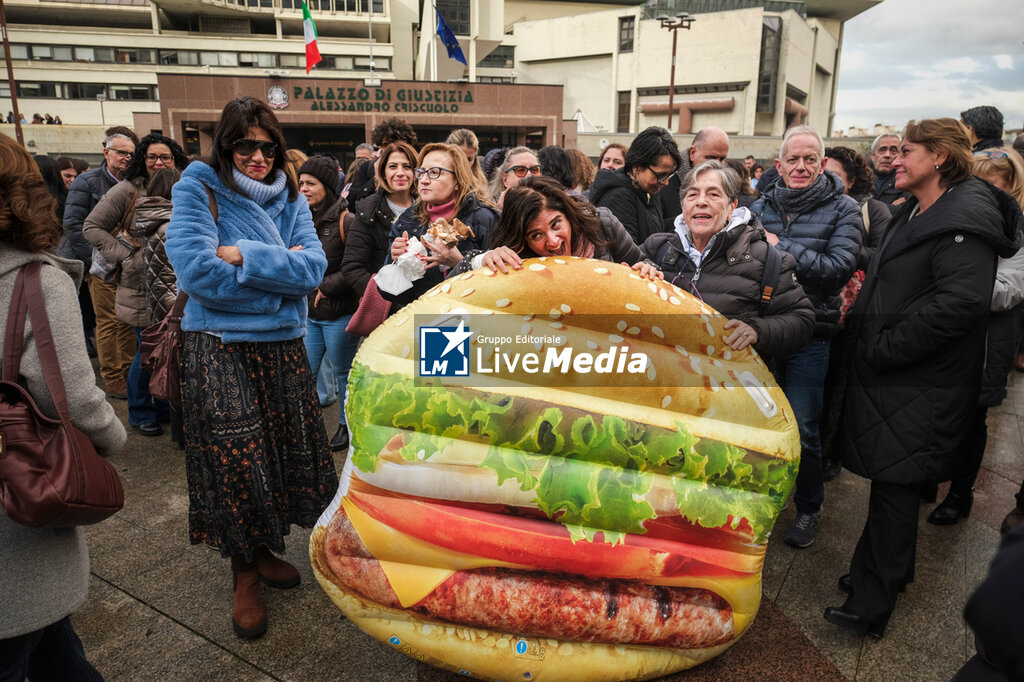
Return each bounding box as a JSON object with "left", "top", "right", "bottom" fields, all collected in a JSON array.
[{"left": 751, "top": 125, "right": 862, "bottom": 550}]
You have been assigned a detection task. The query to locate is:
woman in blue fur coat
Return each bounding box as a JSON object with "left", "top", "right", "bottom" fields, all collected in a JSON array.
[{"left": 165, "top": 97, "right": 338, "bottom": 640}]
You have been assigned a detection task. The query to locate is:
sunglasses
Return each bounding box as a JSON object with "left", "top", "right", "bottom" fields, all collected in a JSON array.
[
  {"left": 232, "top": 139, "right": 279, "bottom": 159},
  {"left": 975, "top": 151, "right": 1008, "bottom": 160},
  {"left": 506, "top": 164, "right": 542, "bottom": 178},
  {"left": 647, "top": 166, "right": 676, "bottom": 183},
  {"left": 414, "top": 166, "right": 456, "bottom": 180}
]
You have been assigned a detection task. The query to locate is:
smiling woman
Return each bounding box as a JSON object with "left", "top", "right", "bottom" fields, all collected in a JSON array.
[{"left": 458, "top": 175, "right": 660, "bottom": 281}]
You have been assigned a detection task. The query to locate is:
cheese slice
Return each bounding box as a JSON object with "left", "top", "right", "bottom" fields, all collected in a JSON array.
[{"left": 341, "top": 497, "right": 523, "bottom": 607}]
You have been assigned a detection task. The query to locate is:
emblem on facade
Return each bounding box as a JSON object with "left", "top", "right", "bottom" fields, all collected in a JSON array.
[{"left": 267, "top": 85, "right": 289, "bottom": 110}]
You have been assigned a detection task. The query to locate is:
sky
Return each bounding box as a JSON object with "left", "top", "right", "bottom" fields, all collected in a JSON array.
[{"left": 833, "top": 0, "right": 1024, "bottom": 133}]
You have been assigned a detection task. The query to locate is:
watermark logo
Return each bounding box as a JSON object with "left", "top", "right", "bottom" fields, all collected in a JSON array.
[{"left": 418, "top": 320, "right": 472, "bottom": 377}]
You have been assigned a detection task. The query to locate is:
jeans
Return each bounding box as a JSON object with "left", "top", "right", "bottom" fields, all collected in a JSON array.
[
  {"left": 775, "top": 338, "right": 829, "bottom": 515},
  {"left": 316, "top": 358, "right": 337, "bottom": 405},
  {"left": 128, "top": 327, "right": 169, "bottom": 427},
  {"left": 304, "top": 315, "right": 359, "bottom": 424},
  {"left": 0, "top": 616, "right": 104, "bottom": 682}
]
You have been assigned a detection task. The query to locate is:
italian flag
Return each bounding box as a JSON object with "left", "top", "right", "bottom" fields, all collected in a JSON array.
[{"left": 302, "top": 1, "right": 322, "bottom": 74}]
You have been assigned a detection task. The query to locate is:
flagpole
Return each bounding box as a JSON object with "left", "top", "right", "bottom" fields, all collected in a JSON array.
[{"left": 430, "top": 2, "right": 438, "bottom": 82}]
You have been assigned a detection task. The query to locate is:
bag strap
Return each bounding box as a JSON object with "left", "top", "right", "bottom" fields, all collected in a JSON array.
[
  {"left": 861, "top": 201, "right": 871, "bottom": 235},
  {"left": 9, "top": 262, "right": 74, "bottom": 421},
  {"left": 3, "top": 265, "right": 30, "bottom": 381},
  {"left": 205, "top": 184, "right": 218, "bottom": 224},
  {"left": 758, "top": 244, "right": 783, "bottom": 315}
]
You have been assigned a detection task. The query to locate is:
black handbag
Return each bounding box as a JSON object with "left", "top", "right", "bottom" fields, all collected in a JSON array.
[{"left": 0, "top": 262, "right": 124, "bottom": 527}]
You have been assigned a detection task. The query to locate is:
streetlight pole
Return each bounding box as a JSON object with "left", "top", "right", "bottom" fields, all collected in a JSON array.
[
  {"left": 96, "top": 91, "right": 106, "bottom": 126},
  {"left": 0, "top": 0, "right": 24, "bottom": 146},
  {"left": 657, "top": 12, "right": 694, "bottom": 133}
]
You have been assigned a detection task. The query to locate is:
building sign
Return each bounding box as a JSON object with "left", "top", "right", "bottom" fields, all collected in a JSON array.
[
  {"left": 267, "top": 85, "right": 289, "bottom": 110},
  {"left": 294, "top": 84, "right": 474, "bottom": 114}
]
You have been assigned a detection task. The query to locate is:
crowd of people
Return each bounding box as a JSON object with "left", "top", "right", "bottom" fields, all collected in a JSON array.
[{"left": 2, "top": 98, "right": 1024, "bottom": 680}]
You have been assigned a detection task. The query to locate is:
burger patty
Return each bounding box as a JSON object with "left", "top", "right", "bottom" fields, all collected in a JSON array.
[{"left": 324, "top": 508, "right": 735, "bottom": 649}]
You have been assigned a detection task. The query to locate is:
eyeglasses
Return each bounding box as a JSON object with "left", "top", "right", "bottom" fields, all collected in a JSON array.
[
  {"left": 146, "top": 154, "right": 174, "bottom": 164},
  {"left": 506, "top": 165, "right": 542, "bottom": 178},
  {"left": 414, "top": 167, "right": 456, "bottom": 180},
  {"left": 647, "top": 166, "right": 677, "bottom": 183},
  {"left": 975, "top": 151, "right": 1008, "bottom": 160},
  {"left": 231, "top": 139, "right": 279, "bottom": 159},
  {"left": 105, "top": 148, "right": 133, "bottom": 159}
]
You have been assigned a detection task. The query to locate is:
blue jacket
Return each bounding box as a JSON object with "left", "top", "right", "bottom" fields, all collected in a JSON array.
[
  {"left": 165, "top": 162, "right": 327, "bottom": 343},
  {"left": 751, "top": 171, "right": 862, "bottom": 338}
]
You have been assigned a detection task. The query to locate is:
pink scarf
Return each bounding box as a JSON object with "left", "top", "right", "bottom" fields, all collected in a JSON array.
[{"left": 425, "top": 199, "right": 458, "bottom": 223}]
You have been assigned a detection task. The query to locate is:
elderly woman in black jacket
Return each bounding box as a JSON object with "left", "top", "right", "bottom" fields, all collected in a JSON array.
[
  {"left": 640, "top": 161, "right": 814, "bottom": 359},
  {"left": 298, "top": 154, "right": 360, "bottom": 452},
  {"left": 340, "top": 141, "right": 417, "bottom": 298},
  {"left": 827, "top": 118, "right": 1022, "bottom": 638}
]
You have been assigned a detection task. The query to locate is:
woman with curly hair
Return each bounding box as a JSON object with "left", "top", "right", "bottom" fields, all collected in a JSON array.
[
  {"left": 84, "top": 132, "right": 189, "bottom": 437},
  {"left": 0, "top": 133, "right": 126, "bottom": 680},
  {"left": 824, "top": 146, "right": 893, "bottom": 266},
  {"left": 567, "top": 148, "right": 596, "bottom": 193}
]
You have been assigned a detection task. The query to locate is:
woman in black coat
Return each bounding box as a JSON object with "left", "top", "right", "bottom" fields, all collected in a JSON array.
[
  {"left": 826, "top": 119, "right": 1022, "bottom": 638},
  {"left": 340, "top": 141, "right": 417, "bottom": 297},
  {"left": 589, "top": 126, "right": 682, "bottom": 245}
]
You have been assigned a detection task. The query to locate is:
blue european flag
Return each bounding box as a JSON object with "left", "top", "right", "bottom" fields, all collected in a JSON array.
[{"left": 436, "top": 9, "right": 467, "bottom": 66}]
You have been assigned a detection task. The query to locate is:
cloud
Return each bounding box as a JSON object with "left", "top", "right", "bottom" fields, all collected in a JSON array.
[{"left": 836, "top": 0, "right": 1024, "bottom": 130}]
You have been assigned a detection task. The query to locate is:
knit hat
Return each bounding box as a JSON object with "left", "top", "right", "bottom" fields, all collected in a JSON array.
[{"left": 298, "top": 154, "right": 340, "bottom": 193}]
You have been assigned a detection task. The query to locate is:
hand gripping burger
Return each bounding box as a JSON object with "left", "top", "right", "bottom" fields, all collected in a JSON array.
[{"left": 310, "top": 257, "right": 799, "bottom": 681}]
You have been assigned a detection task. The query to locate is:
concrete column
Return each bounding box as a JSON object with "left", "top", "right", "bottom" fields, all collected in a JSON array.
[{"left": 150, "top": 1, "right": 161, "bottom": 34}]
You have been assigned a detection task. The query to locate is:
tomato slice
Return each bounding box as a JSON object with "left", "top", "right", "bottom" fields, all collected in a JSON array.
[{"left": 347, "top": 489, "right": 761, "bottom": 581}]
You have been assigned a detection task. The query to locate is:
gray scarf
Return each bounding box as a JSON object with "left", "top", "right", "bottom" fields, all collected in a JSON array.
[{"left": 766, "top": 170, "right": 842, "bottom": 215}]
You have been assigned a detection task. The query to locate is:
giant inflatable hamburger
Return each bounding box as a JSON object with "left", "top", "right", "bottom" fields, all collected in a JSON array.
[{"left": 311, "top": 257, "right": 799, "bottom": 681}]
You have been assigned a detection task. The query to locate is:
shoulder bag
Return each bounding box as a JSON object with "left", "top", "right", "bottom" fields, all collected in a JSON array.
[
  {"left": 138, "top": 186, "right": 216, "bottom": 408},
  {"left": 346, "top": 275, "right": 391, "bottom": 337},
  {"left": 0, "top": 262, "right": 124, "bottom": 527}
]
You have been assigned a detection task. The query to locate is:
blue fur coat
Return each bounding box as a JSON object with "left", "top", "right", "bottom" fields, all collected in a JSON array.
[{"left": 165, "top": 162, "right": 327, "bottom": 343}]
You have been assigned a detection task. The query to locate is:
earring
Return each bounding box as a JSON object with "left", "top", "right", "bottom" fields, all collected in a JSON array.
[{"left": 934, "top": 164, "right": 940, "bottom": 169}]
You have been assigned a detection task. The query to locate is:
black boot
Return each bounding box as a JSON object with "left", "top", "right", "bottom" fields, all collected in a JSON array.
[
  {"left": 822, "top": 457, "right": 842, "bottom": 482},
  {"left": 927, "top": 488, "right": 973, "bottom": 525},
  {"left": 330, "top": 424, "right": 349, "bottom": 452}
]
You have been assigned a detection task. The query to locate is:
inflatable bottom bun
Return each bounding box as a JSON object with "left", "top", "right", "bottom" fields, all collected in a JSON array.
[{"left": 310, "top": 527, "right": 730, "bottom": 681}]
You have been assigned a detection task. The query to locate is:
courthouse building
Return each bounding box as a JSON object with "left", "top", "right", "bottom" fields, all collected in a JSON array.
[{"left": 1, "top": 0, "right": 880, "bottom": 159}]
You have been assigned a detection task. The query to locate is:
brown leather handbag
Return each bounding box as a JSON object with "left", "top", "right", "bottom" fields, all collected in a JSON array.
[
  {"left": 0, "top": 262, "right": 124, "bottom": 527},
  {"left": 139, "top": 291, "right": 187, "bottom": 407}
]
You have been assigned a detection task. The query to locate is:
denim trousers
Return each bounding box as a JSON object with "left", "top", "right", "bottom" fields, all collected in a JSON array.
[
  {"left": 0, "top": 616, "right": 103, "bottom": 682},
  {"left": 775, "top": 338, "right": 830, "bottom": 514},
  {"left": 304, "top": 315, "right": 360, "bottom": 424},
  {"left": 316, "top": 359, "right": 337, "bottom": 405},
  {"left": 128, "top": 327, "right": 170, "bottom": 427}
]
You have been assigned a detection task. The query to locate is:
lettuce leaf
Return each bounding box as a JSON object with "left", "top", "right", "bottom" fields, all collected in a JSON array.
[{"left": 347, "top": 363, "right": 798, "bottom": 543}]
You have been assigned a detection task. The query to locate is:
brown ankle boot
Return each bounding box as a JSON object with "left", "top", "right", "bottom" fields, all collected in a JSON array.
[
  {"left": 254, "top": 546, "right": 300, "bottom": 589},
  {"left": 231, "top": 556, "right": 267, "bottom": 639}
]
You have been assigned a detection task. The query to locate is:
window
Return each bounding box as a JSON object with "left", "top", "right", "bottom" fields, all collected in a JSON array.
[
  {"left": 17, "top": 82, "right": 59, "bottom": 98},
  {"left": 279, "top": 54, "right": 303, "bottom": 68},
  {"left": 31, "top": 46, "right": 53, "bottom": 60},
  {"left": 756, "top": 16, "right": 781, "bottom": 113},
  {"left": 239, "top": 52, "right": 276, "bottom": 67},
  {"left": 115, "top": 48, "right": 156, "bottom": 64},
  {"left": 10, "top": 45, "right": 28, "bottom": 60},
  {"left": 436, "top": 0, "right": 470, "bottom": 35},
  {"left": 74, "top": 47, "right": 114, "bottom": 63},
  {"left": 617, "top": 90, "right": 631, "bottom": 133},
  {"left": 159, "top": 50, "right": 199, "bottom": 65},
  {"left": 110, "top": 85, "right": 155, "bottom": 101},
  {"left": 619, "top": 16, "right": 635, "bottom": 52},
  {"left": 65, "top": 83, "right": 108, "bottom": 99},
  {"left": 478, "top": 45, "right": 514, "bottom": 69},
  {"left": 200, "top": 51, "right": 239, "bottom": 67}
]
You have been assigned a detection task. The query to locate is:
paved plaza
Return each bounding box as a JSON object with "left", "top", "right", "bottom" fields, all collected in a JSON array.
[{"left": 73, "top": 373, "right": 1024, "bottom": 681}]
